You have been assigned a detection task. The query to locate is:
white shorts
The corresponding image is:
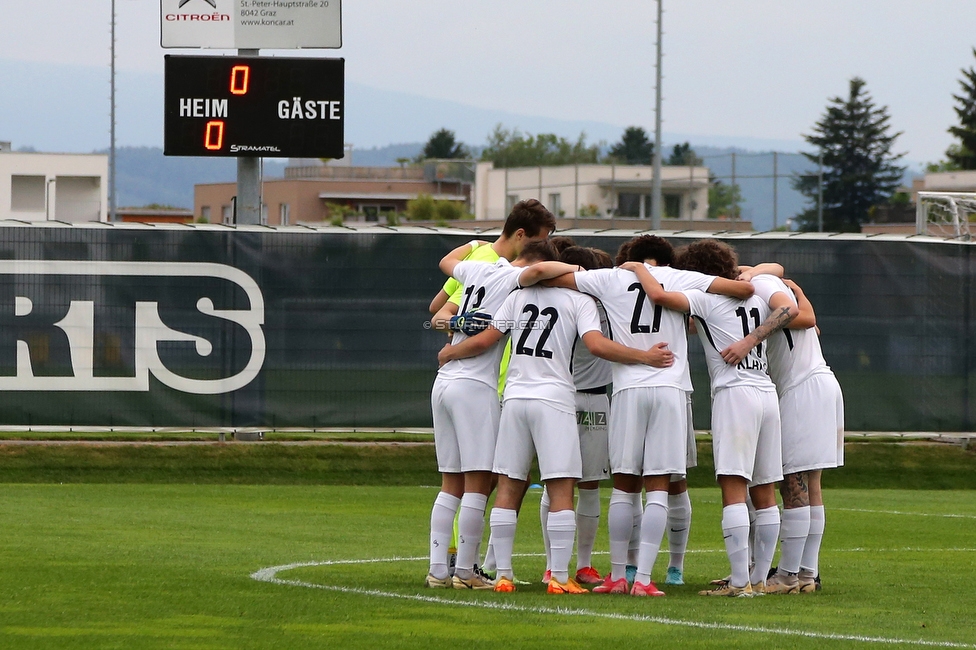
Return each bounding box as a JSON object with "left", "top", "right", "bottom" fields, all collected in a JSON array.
[
  {"left": 779, "top": 373, "right": 845, "bottom": 474},
  {"left": 671, "top": 391, "right": 698, "bottom": 482},
  {"left": 711, "top": 386, "right": 783, "bottom": 486},
  {"left": 576, "top": 391, "right": 610, "bottom": 483},
  {"left": 609, "top": 386, "right": 687, "bottom": 477},
  {"left": 431, "top": 376, "right": 500, "bottom": 473},
  {"left": 494, "top": 399, "right": 582, "bottom": 482}
]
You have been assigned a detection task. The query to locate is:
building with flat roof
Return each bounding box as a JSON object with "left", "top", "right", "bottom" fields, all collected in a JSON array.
[
  {"left": 194, "top": 160, "right": 472, "bottom": 225},
  {"left": 0, "top": 143, "right": 108, "bottom": 222},
  {"left": 473, "top": 161, "right": 711, "bottom": 223}
]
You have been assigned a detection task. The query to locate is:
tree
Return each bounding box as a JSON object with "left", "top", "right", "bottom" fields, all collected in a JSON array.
[
  {"left": 946, "top": 49, "right": 976, "bottom": 170},
  {"left": 417, "top": 128, "right": 469, "bottom": 161},
  {"left": 479, "top": 125, "right": 600, "bottom": 168},
  {"left": 607, "top": 126, "right": 653, "bottom": 165},
  {"left": 792, "top": 77, "right": 905, "bottom": 232},
  {"left": 667, "top": 142, "right": 703, "bottom": 167},
  {"left": 708, "top": 180, "right": 742, "bottom": 219}
]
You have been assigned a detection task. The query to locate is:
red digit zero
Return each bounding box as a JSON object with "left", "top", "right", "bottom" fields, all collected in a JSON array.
[
  {"left": 230, "top": 65, "right": 250, "bottom": 95},
  {"left": 204, "top": 121, "right": 224, "bottom": 150}
]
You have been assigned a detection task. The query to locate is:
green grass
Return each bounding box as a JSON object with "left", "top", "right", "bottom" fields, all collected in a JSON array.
[
  {"left": 2, "top": 438, "right": 975, "bottom": 488},
  {"left": 1, "top": 484, "right": 974, "bottom": 649}
]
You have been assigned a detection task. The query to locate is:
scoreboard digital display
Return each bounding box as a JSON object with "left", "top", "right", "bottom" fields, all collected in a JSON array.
[{"left": 164, "top": 55, "right": 344, "bottom": 158}]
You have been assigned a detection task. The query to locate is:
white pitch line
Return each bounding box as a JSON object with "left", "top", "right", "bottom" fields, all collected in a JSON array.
[
  {"left": 250, "top": 558, "right": 976, "bottom": 649},
  {"left": 834, "top": 508, "right": 976, "bottom": 520}
]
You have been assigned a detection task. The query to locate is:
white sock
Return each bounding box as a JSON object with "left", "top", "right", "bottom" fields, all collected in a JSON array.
[
  {"left": 488, "top": 507, "right": 518, "bottom": 581},
  {"left": 547, "top": 509, "right": 577, "bottom": 583},
  {"left": 455, "top": 493, "right": 488, "bottom": 577},
  {"left": 608, "top": 489, "right": 634, "bottom": 581},
  {"left": 429, "top": 492, "right": 461, "bottom": 579},
  {"left": 745, "top": 492, "right": 757, "bottom": 566},
  {"left": 750, "top": 506, "right": 781, "bottom": 585},
  {"left": 628, "top": 491, "right": 643, "bottom": 566},
  {"left": 722, "top": 503, "right": 751, "bottom": 588},
  {"left": 575, "top": 488, "right": 601, "bottom": 570},
  {"left": 778, "top": 506, "right": 811, "bottom": 575},
  {"left": 801, "top": 505, "right": 825, "bottom": 574},
  {"left": 540, "top": 487, "right": 552, "bottom": 572},
  {"left": 667, "top": 491, "right": 692, "bottom": 571},
  {"left": 635, "top": 491, "right": 668, "bottom": 584},
  {"left": 482, "top": 536, "right": 496, "bottom": 573}
]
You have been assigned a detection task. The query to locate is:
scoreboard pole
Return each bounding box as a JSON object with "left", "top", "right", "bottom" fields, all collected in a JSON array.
[{"left": 235, "top": 49, "right": 262, "bottom": 226}]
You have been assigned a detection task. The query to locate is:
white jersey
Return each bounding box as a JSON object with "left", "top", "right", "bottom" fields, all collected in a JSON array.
[
  {"left": 492, "top": 286, "right": 602, "bottom": 414},
  {"left": 575, "top": 265, "right": 714, "bottom": 394},
  {"left": 683, "top": 290, "right": 777, "bottom": 395},
  {"left": 572, "top": 300, "right": 613, "bottom": 390},
  {"left": 751, "top": 274, "right": 833, "bottom": 396},
  {"left": 437, "top": 259, "right": 521, "bottom": 389}
]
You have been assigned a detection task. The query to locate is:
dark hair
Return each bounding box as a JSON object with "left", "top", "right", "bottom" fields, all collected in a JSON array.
[
  {"left": 558, "top": 245, "right": 598, "bottom": 270},
  {"left": 626, "top": 235, "right": 674, "bottom": 266},
  {"left": 675, "top": 239, "right": 739, "bottom": 280},
  {"left": 549, "top": 235, "right": 577, "bottom": 255},
  {"left": 588, "top": 247, "right": 613, "bottom": 269},
  {"left": 614, "top": 241, "right": 633, "bottom": 267},
  {"left": 517, "top": 239, "right": 558, "bottom": 263},
  {"left": 503, "top": 199, "right": 557, "bottom": 238}
]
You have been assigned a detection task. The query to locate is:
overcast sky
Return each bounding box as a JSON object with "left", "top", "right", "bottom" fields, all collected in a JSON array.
[{"left": 3, "top": 0, "right": 975, "bottom": 163}]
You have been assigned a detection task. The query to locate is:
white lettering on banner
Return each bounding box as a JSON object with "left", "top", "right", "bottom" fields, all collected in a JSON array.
[
  {"left": 277, "top": 98, "right": 341, "bottom": 120},
  {"left": 0, "top": 261, "right": 265, "bottom": 395},
  {"left": 181, "top": 98, "right": 228, "bottom": 118}
]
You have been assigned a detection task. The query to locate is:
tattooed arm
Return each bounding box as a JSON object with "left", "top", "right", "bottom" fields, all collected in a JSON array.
[{"left": 720, "top": 296, "right": 799, "bottom": 365}]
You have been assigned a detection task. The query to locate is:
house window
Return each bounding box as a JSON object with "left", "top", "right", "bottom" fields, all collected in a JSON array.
[
  {"left": 362, "top": 205, "right": 380, "bottom": 222},
  {"left": 10, "top": 175, "right": 46, "bottom": 212},
  {"left": 617, "top": 193, "right": 641, "bottom": 217},
  {"left": 506, "top": 194, "right": 519, "bottom": 215},
  {"left": 279, "top": 203, "right": 290, "bottom": 225},
  {"left": 221, "top": 204, "right": 233, "bottom": 224},
  {"left": 200, "top": 206, "right": 211, "bottom": 223},
  {"left": 548, "top": 193, "right": 562, "bottom": 217},
  {"left": 665, "top": 194, "right": 681, "bottom": 219}
]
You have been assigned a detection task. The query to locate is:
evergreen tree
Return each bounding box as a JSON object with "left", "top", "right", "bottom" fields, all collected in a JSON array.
[
  {"left": 479, "top": 125, "right": 599, "bottom": 168},
  {"left": 667, "top": 142, "right": 703, "bottom": 166},
  {"left": 418, "top": 128, "right": 469, "bottom": 161},
  {"left": 947, "top": 48, "right": 976, "bottom": 170},
  {"left": 792, "top": 77, "right": 905, "bottom": 232},
  {"left": 608, "top": 126, "right": 654, "bottom": 165}
]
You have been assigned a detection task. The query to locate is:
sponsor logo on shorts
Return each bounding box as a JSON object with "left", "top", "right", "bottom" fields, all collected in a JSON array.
[{"left": 576, "top": 410, "right": 607, "bottom": 426}]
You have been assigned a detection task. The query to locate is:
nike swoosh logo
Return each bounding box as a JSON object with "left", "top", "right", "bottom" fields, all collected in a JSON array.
[{"left": 670, "top": 528, "right": 687, "bottom": 533}]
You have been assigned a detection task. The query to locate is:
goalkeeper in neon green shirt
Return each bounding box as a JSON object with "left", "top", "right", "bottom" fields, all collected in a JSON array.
[{"left": 427, "top": 199, "right": 556, "bottom": 581}]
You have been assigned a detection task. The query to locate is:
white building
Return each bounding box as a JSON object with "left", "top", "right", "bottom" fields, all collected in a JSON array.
[
  {"left": 0, "top": 143, "right": 108, "bottom": 222},
  {"left": 473, "top": 161, "right": 710, "bottom": 222}
]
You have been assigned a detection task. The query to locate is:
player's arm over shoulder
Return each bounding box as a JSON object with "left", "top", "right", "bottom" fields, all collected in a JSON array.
[
  {"left": 706, "top": 275, "right": 754, "bottom": 299},
  {"left": 783, "top": 278, "right": 817, "bottom": 329},
  {"left": 518, "top": 261, "right": 579, "bottom": 287},
  {"left": 619, "top": 262, "right": 690, "bottom": 313}
]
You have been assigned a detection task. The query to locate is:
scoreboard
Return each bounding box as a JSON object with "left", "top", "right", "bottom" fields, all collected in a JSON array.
[{"left": 164, "top": 55, "right": 344, "bottom": 158}]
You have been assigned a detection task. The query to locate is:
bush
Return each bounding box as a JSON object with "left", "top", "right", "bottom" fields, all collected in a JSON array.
[
  {"left": 407, "top": 195, "right": 467, "bottom": 222},
  {"left": 406, "top": 194, "right": 436, "bottom": 220},
  {"left": 435, "top": 201, "right": 463, "bottom": 221}
]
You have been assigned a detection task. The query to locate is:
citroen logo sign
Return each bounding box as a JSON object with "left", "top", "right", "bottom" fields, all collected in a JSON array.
[{"left": 178, "top": 0, "right": 218, "bottom": 8}]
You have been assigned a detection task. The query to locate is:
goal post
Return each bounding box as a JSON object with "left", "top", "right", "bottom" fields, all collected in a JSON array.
[{"left": 916, "top": 191, "right": 975, "bottom": 239}]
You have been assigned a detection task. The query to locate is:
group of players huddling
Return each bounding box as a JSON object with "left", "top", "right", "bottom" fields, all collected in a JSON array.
[{"left": 425, "top": 199, "right": 844, "bottom": 597}]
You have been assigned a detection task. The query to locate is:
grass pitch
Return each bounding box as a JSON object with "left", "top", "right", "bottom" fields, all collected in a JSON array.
[{"left": 1, "top": 481, "right": 975, "bottom": 649}]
